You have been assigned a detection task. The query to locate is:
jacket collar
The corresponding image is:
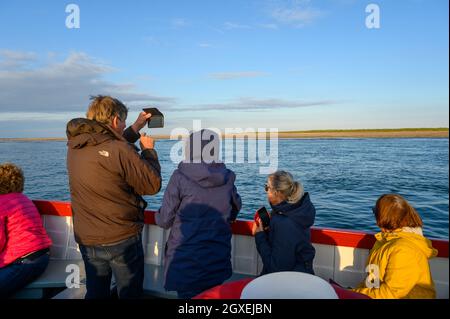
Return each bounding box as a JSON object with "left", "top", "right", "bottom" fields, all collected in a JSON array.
[
  {"left": 375, "top": 227, "right": 424, "bottom": 241},
  {"left": 66, "top": 118, "right": 126, "bottom": 149},
  {"left": 67, "top": 118, "right": 125, "bottom": 140},
  {"left": 270, "top": 192, "right": 310, "bottom": 215}
]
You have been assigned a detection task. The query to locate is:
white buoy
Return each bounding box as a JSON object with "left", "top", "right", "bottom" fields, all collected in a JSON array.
[{"left": 240, "top": 272, "right": 339, "bottom": 299}]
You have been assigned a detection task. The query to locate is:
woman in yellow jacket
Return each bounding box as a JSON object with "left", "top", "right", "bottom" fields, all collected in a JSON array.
[{"left": 353, "top": 194, "right": 437, "bottom": 299}]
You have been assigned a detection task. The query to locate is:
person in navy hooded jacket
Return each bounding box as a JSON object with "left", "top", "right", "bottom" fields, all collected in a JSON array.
[
  {"left": 252, "top": 170, "right": 316, "bottom": 275},
  {"left": 155, "top": 129, "right": 242, "bottom": 299}
]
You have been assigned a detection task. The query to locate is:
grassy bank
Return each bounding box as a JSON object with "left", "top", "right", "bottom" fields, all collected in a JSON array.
[
  {"left": 274, "top": 128, "right": 449, "bottom": 139},
  {"left": 284, "top": 128, "right": 448, "bottom": 133},
  {"left": 0, "top": 128, "right": 448, "bottom": 141}
]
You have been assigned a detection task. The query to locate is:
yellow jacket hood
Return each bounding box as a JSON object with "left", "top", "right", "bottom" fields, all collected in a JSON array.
[{"left": 375, "top": 229, "right": 438, "bottom": 259}]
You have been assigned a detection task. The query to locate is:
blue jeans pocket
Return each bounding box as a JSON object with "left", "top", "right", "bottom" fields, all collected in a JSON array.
[{"left": 110, "top": 235, "right": 143, "bottom": 266}]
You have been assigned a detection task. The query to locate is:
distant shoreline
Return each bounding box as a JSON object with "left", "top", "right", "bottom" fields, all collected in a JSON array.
[{"left": 0, "top": 128, "right": 448, "bottom": 141}]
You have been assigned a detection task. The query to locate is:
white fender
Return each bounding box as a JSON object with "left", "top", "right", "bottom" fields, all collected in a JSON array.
[{"left": 240, "top": 271, "right": 338, "bottom": 299}]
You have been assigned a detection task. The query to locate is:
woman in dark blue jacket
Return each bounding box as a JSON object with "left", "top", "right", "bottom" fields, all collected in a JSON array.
[
  {"left": 155, "top": 129, "right": 242, "bottom": 299},
  {"left": 252, "top": 170, "right": 316, "bottom": 275}
]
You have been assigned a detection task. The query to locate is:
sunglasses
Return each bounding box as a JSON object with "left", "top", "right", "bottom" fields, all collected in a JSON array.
[{"left": 264, "top": 183, "right": 270, "bottom": 192}]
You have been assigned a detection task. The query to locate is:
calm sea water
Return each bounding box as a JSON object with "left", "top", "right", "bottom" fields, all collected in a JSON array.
[{"left": 0, "top": 138, "right": 448, "bottom": 239}]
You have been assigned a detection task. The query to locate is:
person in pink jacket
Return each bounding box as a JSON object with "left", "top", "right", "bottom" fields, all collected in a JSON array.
[{"left": 0, "top": 163, "right": 52, "bottom": 298}]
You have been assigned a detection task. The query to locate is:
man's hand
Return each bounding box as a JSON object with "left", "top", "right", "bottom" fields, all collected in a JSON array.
[
  {"left": 131, "top": 111, "right": 152, "bottom": 133},
  {"left": 140, "top": 133, "right": 155, "bottom": 151}
]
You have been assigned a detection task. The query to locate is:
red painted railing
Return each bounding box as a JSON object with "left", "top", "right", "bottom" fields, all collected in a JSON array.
[{"left": 33, "top": 200, "right": 449, "bottom": 258}]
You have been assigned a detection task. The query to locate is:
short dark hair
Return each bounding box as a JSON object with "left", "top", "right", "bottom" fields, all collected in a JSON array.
[
  {"left": 86, "top": 95, "right": 128, "bottom": 124},
  {"left": 0, "top": 163, "right": 24, "bottom": 194},
  {"left": 373, "top": 194, "right": 423, "bottom": 230}
]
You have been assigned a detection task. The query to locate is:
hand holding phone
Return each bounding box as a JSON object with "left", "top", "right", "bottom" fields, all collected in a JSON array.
[
  {"left": 142, "top": 107, "right": 164, "bottom": 128},
  {"left": 131, "top": 111, "right": 152, "bottom": 133},
  {"left": 254, "top": 207, "right": 271, "bottom": 229}
]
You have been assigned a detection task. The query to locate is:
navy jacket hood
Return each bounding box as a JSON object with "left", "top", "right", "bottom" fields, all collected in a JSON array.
[{"left": 271, "top": 192, "right": 315, "bottom": 228}]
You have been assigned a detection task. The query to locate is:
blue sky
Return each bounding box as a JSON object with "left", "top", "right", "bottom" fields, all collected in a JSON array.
[{"left": 0, "top": 0, "right": 448, "bottom": 137}]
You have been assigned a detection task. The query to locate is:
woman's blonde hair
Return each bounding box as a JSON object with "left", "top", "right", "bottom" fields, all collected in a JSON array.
[
  {"left": 268, "top": 170, "right": 304, "bottom": 204},
  {"left": 0, "top": 162, "right": 24, "bottom": 194},
  {"left": 373, "top": 194, "right": 423, "bottom": 231}
]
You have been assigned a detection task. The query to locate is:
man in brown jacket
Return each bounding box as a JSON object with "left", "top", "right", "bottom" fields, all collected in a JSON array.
[{"left": 66, "top": 95, "right": 161, "bottom": 299}]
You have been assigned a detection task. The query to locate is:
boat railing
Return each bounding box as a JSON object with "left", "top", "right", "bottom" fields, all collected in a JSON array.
[{"left": 33, "top": 200, "right": 449, "bottom": 299}]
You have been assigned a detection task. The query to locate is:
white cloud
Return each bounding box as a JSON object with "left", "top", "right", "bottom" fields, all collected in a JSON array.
[
  {"left": 208, "top": 71, "right": 268, "bottom": 80},
  {"left": 224, "top": 22, "right": 252, "bottom": 30},
  {"left": 169, "top": 97, "right": 337, "bottom": 111},
  {"left": 0, "top": 112, "right": 82, "bottom": 122},
  {"left": 0, "top": 50, "right": 36, "bottom": 60},
  {"left": 0, "top": 51, "right": 175, "bottom": 112},
  {"left": 270, "top": 0, "right": 324, "bottom": 27},
  {"left": 171, "top": 18, "right": 189, "bottom": 28},
  {"left": 0, "top": 49, "right": 37, "bottom": 70},
  {"left": 258, "top": 23, "right": 279, "bottom": 29},
  {"left": 198, "top": 43, "right": 213, "bottom": 48},
  {"left": 221, "top": 22, "right": 278, "bottom": 32}
]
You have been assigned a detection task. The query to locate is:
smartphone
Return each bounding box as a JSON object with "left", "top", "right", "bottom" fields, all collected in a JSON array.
[
  {"left": 256, "top": 207, "right": 271, "bottom": 228},
  {"left": 142, "top": 107, "right": 164, "bottom": 128}
]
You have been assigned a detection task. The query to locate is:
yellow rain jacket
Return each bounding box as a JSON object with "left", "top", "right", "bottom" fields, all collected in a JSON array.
[{"left": 353, "top": 229, "right": 438, "bottom": 299}]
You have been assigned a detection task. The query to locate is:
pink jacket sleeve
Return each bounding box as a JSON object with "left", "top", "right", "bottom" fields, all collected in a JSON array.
[{"left": 0, "top": 216, "right": 6, "bottom": 253}]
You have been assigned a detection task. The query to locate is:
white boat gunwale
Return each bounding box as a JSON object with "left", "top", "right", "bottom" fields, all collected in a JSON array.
[{"left": 29, "top": 200, "right": 449, "bottom": 299}]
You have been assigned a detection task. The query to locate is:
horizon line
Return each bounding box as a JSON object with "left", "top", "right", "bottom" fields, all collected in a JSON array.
[{"left": 0, "top": 127, "right": 448, "bottom": 141}]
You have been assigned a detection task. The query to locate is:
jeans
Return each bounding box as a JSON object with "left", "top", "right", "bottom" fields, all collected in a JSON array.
[
  {"left": 0, "top": 252, "right": 50, "bottom": 298},
  {"left": 79, "top": 234, "right": 144, "bottom": 299}
]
